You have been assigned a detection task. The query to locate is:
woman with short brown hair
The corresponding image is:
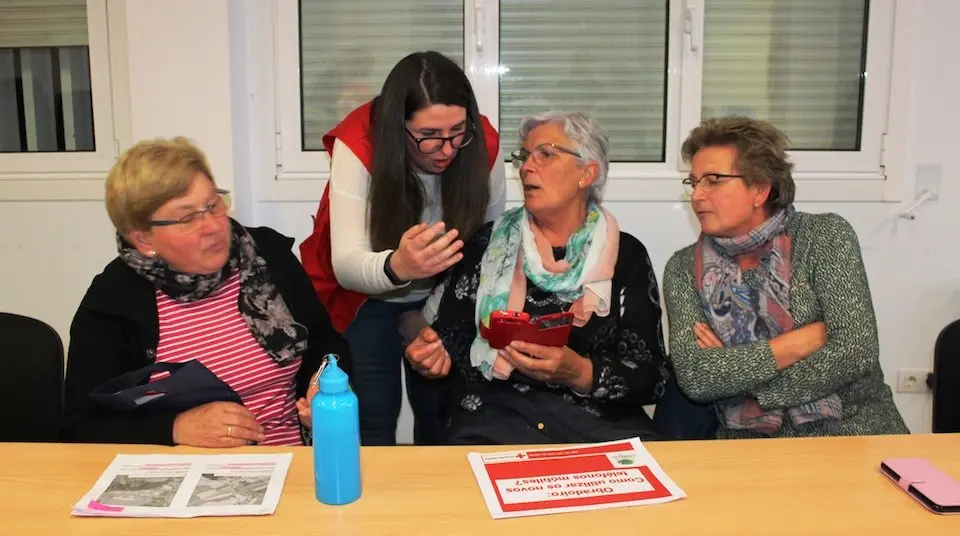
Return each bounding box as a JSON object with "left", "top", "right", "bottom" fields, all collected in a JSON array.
[{"left": 662, "top": 116, "right": 907, "bottom": 439}]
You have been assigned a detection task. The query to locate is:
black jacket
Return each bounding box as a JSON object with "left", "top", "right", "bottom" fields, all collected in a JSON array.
[
  {"left": 59, "top": 226, "right": 351, "bottom": 445},
  {"left": 433, "top": 224, "right": 668, "bottom": 444}
]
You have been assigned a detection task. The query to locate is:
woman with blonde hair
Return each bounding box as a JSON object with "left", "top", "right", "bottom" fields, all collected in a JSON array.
[{"left": 61, "top": 137, "right": 349, "bottom": 447}]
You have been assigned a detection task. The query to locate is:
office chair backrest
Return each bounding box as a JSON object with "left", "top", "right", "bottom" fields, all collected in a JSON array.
[
  {"left": 0, "top": 312, "right": 65, "bottom": 442},
  {"left": 932, "top": 319, "right": 960, "bottom": 433}
]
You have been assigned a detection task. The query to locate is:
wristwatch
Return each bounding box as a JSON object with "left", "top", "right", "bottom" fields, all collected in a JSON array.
[{"left": 384, "top": 251, "right": 407, "bottom": 286}]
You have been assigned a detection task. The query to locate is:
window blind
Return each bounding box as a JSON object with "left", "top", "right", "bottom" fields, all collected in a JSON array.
[
  {"left": 299, "top": 0, "right": 463, "bottom": 151},
  {"left": 499, "top": 0, "right": 669, "bottom": 162},
  {"left": 702, "top": 0, "right": 868, "bottom": 151},
  {"left": 0, "top": 0, "right": 88, "bottom": 48},
  {"left": 0, "top": 0, "right": 92, "bottom": 152}
]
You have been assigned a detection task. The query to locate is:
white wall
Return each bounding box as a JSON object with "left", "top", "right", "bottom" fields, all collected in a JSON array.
[
  {"left": 124, "top": 0, "right": 237, "bottom": 193},
  {"left": 0, "top": 202, "right": 115, "bottom": 341},
  {"left": 1, "top": 0, "right": 956, "bottom": 443}
]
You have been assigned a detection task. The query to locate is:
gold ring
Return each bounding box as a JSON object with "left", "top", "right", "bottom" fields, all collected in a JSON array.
[{"left": 226, "top": 424, "right": 232, "bottom": 437}]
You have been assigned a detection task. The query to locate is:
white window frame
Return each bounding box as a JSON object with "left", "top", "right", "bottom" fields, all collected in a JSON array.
[
  {"left": 274, "top": 0, "right": 328, "bottom": 179},
  {"left": 270, "top": 0, "right": 912, "bottom": 202},
  {"left": 678, "top": 0, "right": 895, "bottom": 176},
  {"left": 0, "top": 0, "right": 130, "bottom": 200}
]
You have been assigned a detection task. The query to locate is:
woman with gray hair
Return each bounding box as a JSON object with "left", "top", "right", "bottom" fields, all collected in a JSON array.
[
  {"left": 661, "top": 116, "right": 907, "bottom": 439},
  {"left": 404, "top": 111, "right": 668, "bottom": 444}
]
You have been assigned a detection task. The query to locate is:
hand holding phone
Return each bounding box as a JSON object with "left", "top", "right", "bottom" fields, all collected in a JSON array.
[{"left": 480, "top": 310, "right": 574, "bottom": 350}]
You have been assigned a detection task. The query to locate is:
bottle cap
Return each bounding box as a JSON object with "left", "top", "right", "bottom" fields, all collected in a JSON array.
[{"left": 317, "top": 354, "right": 349, "bottom": 393}]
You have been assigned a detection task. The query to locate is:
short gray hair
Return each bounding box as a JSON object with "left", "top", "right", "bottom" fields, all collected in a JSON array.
[{"left": 518, "top": 111, "right": 610, "bottom": 203}]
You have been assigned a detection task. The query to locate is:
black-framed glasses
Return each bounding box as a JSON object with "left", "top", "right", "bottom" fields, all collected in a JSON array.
[
  {"left": 149, "top": 189, "right": 231, "bottom": 234},
  {"left": 510, "top": 143, "right": 581, "bottom": 169},
  {"left": 681, "top": 173, "right": 745, "bottom": 196},
  {"left": 406, "top": 128, "right": 475, "bottom": 154}
]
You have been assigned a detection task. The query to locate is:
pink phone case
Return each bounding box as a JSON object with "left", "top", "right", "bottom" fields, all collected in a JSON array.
[{"left": 881, "top": 458, "right": 960, "bottom": 514}]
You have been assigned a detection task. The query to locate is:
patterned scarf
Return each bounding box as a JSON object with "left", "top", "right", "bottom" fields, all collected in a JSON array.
[
  {"left": 471, "top": 202, "right": 618, "bottom": 380},
  {"left": 694, "top": 205, "right": 842, "bottom": 434},
  {"left": 118, "top": 218, "right": 308, "bottom": 364}
]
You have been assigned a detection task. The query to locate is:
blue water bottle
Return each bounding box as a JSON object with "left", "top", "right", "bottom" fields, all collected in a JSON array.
[{"left": 311, "top": 354, "right": 361, "bottom": 505}]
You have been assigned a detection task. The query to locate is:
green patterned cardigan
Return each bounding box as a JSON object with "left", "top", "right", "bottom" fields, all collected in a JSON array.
[{"left": 662, "top": 211, "right": 908, "bottom": 439}]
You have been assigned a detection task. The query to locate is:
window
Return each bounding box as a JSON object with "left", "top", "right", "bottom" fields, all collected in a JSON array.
[
  {"left": 695, "top": 0, "right": 892, "bottom": 175},
  {"left": 0, "top": 0, "right": 121, "bottom": 178},
  {"left": 0, "top": 0, "right": 93, "bottom": 153},
  {"left": 299, "top": 0, "right": 463, "bottom": 152},
  {"left": 701, "top": 0, "right": 868, "bottom": 152},
  {"left": 498, "top": 1, "right": 668, "bottom": 162},
  {"left": 275, "top": 0, "right": 902, "bottom": 199}
]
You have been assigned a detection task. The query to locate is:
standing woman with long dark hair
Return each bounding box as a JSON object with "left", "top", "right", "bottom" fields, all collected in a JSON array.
[{"left": 300, "top": 51, "right": 505, "bottom": 445}]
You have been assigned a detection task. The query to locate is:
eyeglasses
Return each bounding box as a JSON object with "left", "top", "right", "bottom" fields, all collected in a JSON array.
[
  {"left": 406, "top": 128, "right": 475, "bottom": 154},
  {"left": 149, "top": 189, "right": 231, "bottom": 234},
  {"left": 510, "top": 143, "right": 581, "bottom": 169},
  {"left": 681, "top": 173, "right": 745, "bottom": 196}
]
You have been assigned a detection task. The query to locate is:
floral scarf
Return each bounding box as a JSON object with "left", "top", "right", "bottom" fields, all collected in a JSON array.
[
  {"left": 471, "top": 202, "right": 619, "bottom": 380},
  {"left": 695, "top": 205, "right": 842, "bottom": 434},
  {"left": 118, "top": 218, "right": 308, "bottom": 364}
]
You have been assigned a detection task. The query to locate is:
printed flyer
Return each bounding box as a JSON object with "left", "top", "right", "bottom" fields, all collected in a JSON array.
[{"left": 467, "top": 437, "right": 685, "bottom": 519}]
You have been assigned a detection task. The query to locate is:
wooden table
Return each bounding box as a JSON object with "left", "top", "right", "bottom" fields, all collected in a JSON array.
[{"left": 1, "top": 434, "right": 958, "bottom": 535}]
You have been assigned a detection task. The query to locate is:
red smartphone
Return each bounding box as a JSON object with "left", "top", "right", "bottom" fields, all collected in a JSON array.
[
  {"left": 479, "top": 310, "right": 574, "bottom": 350},
  {"left": 881, "top": 458, "right": 960, "bottom": 514}
]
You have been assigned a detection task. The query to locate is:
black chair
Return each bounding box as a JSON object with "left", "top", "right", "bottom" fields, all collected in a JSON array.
[
  {"left": 652, "top": 376, "right": 719, "bottom": 440},
  {"left": 932, "top": 319, "right": 960, "bottom": 433},
  {"left": 0, "top": 312, "right": 65, "bottom": 442}
]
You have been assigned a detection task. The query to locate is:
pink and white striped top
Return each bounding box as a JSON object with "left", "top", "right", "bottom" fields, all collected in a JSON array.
[{"left": 153, "top": 272, "right": 303, "bottom": 446}]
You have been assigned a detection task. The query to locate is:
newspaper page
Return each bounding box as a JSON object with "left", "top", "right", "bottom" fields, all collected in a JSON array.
[
  {"left": 467, "top": 437, "right": 685, "bottom": 519},
  {"left": 71, "top": 453, "right": 293, "bottom": 518}
]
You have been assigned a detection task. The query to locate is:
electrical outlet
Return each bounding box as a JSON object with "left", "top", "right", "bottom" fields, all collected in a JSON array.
[{"left": 896, "top": 369, "right": 932, "bottom": 393}]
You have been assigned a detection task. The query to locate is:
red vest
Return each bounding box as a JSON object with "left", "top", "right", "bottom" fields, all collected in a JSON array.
[{"left": 300, "top": 100, "right": 501, "bottom": 333}]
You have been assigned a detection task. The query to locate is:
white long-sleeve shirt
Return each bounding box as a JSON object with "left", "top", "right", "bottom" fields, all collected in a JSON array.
[{"left": 328, "top": 138, "right": 506, "bottom": 303}]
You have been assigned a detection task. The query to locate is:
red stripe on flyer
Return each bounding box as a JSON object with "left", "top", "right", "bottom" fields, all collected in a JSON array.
[
  {"left": 486, "top": 456, "right": 671, "bottom": 512},
  {"left": 485, "top": 452, "right": 617, "bottom": 480},
  {"left": 496, "top": 466, "right": 671, "bottom": 513},
  {"left": 522, "top": 442, "right": 635, "bottom": 459},
  {"left": 506, "top": 466, "right": 670, "bottom": 512},
  {"left": 485, "top": 452, "right": 619, "bottom": 507}
]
